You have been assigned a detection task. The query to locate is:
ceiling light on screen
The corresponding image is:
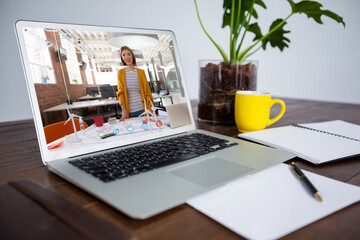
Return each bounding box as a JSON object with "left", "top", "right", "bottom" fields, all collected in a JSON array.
[{"left": 107, "top": 32, "right": 159, "bottom": 49}]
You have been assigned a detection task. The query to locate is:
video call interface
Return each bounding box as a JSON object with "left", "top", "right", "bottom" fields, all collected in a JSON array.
[{"left": 21, "top": 25, "right": 191, "bottom": 153}]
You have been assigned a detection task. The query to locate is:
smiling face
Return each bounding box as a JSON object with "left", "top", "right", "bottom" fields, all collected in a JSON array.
[{"left": 121, "top": 49, "right": 134, "bottom": 66}]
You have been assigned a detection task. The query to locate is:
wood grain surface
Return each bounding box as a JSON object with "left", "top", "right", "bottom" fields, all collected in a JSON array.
[{"left": 0, "top": 98, "right": 359, "bottom": 240}]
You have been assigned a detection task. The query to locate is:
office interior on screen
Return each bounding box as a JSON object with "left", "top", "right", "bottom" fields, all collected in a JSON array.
[{"left": 23, "top": 26, "right": 186, "bottom": 128}]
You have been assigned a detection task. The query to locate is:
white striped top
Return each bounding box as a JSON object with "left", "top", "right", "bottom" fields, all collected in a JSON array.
[{"left": 125, "top": 69, "right": 143, "bottom": 113}]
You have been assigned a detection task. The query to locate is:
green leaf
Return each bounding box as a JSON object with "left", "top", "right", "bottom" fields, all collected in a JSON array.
[
  {"left": 222, "top": 0, "right": 267, "bottom": 29},
  {"left": 287, "top": 0, "right": 345, "bottom": 27},
  {"left": 262, "top": 19, "right": 291, "bottom": 51},
  {"left": 247, "top": 23, "right": 263, "bottom": 42}
]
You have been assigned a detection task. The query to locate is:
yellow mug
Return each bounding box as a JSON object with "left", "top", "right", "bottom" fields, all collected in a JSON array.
[{"left": 235, "top": 91, "right": 286, "bottom": 133}]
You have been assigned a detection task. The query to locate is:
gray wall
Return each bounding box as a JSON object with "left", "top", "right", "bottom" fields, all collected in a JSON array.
[{"left": 1, "top": 0, "right": 359, "bottom": 123}]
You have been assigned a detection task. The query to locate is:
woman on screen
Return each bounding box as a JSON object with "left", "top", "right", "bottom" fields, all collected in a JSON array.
[{"left": 116, "top": 46, "right": 153, "bottom": 121}]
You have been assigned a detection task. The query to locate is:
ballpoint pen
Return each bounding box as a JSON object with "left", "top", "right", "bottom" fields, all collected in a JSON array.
[{"left": 290, "top": 162, "right": 323, "bottom": 202}]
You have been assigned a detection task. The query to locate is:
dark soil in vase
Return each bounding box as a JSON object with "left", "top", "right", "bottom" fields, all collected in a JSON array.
[{"left": 198, "top": 61, "right": 257, "bottom": 124}]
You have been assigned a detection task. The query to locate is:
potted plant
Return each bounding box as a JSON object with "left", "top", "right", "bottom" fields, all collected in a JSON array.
[
  {"left": 194, "top": 0, "right": 345, "bottom": 123},
  {"left": 67, "top": 92, "right": 73, "bottom": 105},
  {"left": 72, "top": 79, "right": 78, "bottom": 84},
  {"left": 40, "top": 74, "right": 49, "bottom": 84},
  {"left": 40, "top": 65, "right": 53, "bottom": 84}
]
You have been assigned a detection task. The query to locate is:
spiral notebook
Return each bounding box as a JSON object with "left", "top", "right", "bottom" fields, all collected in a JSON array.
[{"left": 239, "top": 120, "right": 360, "bottom": 164}]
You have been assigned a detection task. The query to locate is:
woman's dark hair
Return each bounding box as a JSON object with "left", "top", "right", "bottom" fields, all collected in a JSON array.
[{"left": 120, "top": 46, "right": 136, "bottom": 66}]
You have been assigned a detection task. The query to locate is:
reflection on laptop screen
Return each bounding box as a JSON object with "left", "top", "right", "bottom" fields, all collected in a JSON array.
[{"left": 16, "top": 21, "right": 194, "bottom": 162}]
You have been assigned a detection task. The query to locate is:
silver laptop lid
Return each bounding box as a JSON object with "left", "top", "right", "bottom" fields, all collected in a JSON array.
[{"left": 15, "top": 20, "right": 196, "bottom": 164}]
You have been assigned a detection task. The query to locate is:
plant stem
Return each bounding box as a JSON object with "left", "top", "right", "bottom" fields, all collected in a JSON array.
[
  {"left": 237, "top": 12, "right": 293, "bottom": 62},
  {"left": 243, "top": 45, "right": 262, "bottom": 62},
  {"left": 234, "top": 11, "right": 249, "bottom": 60},
  {"left": 194, "top": 0, "right": 229, "bottom": 63},
  {"left": 231, "top": 0, "right": 242, "bottom": 64},
  {"left": 236, "top": 0, "right": 256, "bottom": 61},
  {"left": 236, "top": 12, "right": 248, "bottom": 37},
  {"left": 230, "top": 0, "right": 236, "bottom": 60},
  {"left": 235, "top": 0, "right": 242, "bottom": 34}
]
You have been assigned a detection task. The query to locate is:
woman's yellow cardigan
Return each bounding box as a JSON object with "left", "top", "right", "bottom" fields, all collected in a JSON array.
[{"left": 116, "top": 68, "right": 153, "bottom": 114}]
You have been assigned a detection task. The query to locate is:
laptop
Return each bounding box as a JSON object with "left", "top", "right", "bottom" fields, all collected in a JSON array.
[{"left": 15, "top": 20, "right": 295, "bottom": 219}]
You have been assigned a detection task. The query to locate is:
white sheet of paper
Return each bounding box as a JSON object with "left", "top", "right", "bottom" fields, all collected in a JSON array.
[{"left": 187, "top": 164, "right": 360, "bottom": 240}]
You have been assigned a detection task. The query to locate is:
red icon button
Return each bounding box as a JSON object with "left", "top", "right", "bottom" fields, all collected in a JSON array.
[{"left": 156, "top": 120, "right": 162, "bottom": 127}]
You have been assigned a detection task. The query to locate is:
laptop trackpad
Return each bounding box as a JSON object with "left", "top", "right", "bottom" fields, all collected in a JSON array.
[{"left": 169, "top": 157, "right": 253, "bottom": 188}]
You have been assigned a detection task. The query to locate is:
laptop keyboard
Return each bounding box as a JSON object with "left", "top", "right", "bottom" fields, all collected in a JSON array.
[{"left": 69, "top": 133, "right": 238, "bottom": 183}]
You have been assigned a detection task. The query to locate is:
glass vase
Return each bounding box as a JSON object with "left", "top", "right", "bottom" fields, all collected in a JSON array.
[{"left": 198, "top": 60, "right": 258, "bottom": 124}]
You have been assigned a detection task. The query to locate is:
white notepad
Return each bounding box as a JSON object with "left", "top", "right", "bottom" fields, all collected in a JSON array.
[
  {"left": 238, "top": 120, "right": 360, "bottom": 164},
  {"left": 187, "top": 164, "right": 360, "bottom": 240}
]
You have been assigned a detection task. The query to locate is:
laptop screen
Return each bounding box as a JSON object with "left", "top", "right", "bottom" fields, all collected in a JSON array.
[{"left": 15, "top": 21, "right": 195, "bottom": 163}]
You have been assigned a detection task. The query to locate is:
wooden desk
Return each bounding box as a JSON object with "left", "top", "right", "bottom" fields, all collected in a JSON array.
[
  {"left": 1, "top": 98, "right": 359, "bottom": 240},
  {"left": 78, "top": 94, "right": 102, "bottom": 101},
  {"left": 43, "top": 99, "right": 119, "bottom": 125},
  {"left": 43, "top": 99, "right": 119, "bottom": 114}
]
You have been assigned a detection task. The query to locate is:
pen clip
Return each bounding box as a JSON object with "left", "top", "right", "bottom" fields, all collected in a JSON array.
[
  {"left": 290, "top": 162, "right": 304, "bottom": 179},
  {"left": 290, "top": 165, "right": 302, "bottom": 179}
]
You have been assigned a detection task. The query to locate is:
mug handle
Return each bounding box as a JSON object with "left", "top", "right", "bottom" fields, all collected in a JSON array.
[{"left": 267, "top": 99, "right": 286, "bottom": 127}]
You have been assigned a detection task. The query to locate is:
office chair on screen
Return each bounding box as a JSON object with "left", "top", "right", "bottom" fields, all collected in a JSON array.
[{"left": 44, "top": 119, "right": 88, "bottom": 144}]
